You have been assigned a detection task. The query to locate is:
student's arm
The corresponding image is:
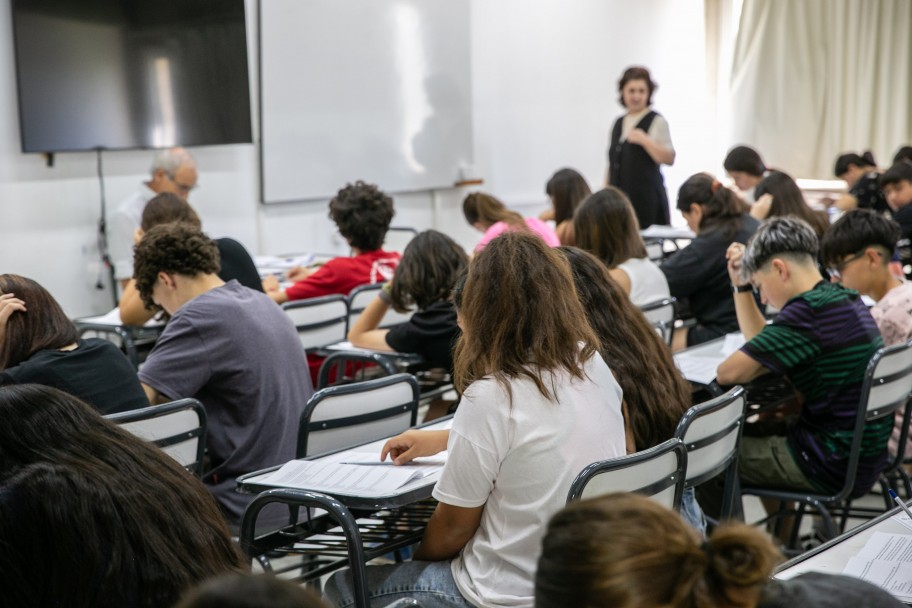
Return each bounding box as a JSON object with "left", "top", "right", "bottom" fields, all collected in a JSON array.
[
  {"left": 380, "top": 429, "right": 449, "bottom": 465},
  {"left": 141, "top": 382, "right": 173, "bottom": 406},
  {"left": 538, "top": 208, "right": 555, "bottom": 222},
  {"left": 118, "top": 279, "right": 156, "bottom": 326},
  {"left": 262, "top": 275, "right": 289, "bottom": 304},
  {"left": 716, "top": 351, "right": 768, "bottom": 386},
  {"left": 414, "top": 502, "right": 484, "bottom": 561},
  {"left": 625, "top": 127, "right": 675, "bottom": 166},
  {"left": 608, "top": 267, "right": 632, "bottom": 296},
  {"left": 622, "top": 401, "right": 636, "bottom": 454},
  {"left": 348, "top": 294, "right": 393, "bottom": 351},
  {"left": 835, "top": 193, "right": 859, "bottom": 211},
  {"left": 726, "top": 243, "right": 766, "bottom": 340}
]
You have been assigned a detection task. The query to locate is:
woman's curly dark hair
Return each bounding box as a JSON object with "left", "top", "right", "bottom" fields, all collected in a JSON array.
[
  {"left": 133, "top": 223, "right": 220, "bottom": 311},
  {"left": 329, "top": 181, "right": 395, "bottom": 251}
]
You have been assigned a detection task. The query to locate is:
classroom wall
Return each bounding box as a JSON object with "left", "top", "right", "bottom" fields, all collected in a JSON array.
[{"left": 0, "top": 0, "right": 711, "bottom": 317}]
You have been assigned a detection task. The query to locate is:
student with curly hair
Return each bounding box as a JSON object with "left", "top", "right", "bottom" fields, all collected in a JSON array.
[
  {"left": 264, "top": 181, "right": 400, "bottom": 303},
  {"left": 134, "top": 223, "right": 313, "bottom": 527},
  {"left": 535, "top": 492, "right": 903, "bottom": 608},
  {"left": 0, "top": 274, "right": 147, "bottom": 414},
  {"left": 348, "top": 230, "right": 468, "bottom": 371},
  {"left": 0, "top": 384, "right": 246, "bottom": 608},
  {"left": 325, "top": 232, "right": 625, "bottom": 608}
]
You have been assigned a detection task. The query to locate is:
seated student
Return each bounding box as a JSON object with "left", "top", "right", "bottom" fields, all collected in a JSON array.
[
  {"left": 717, "top": 217, "right": 887, "bottom": 505},
  {"left": 133, "top": 223, "right": 313, "bottom": 527},
  {"left": 557, "top": 246, "right": 703, "bottom": 533},
  {"left": 348, "top": 230, "right": 468, "bottom": 372},
  {"left": 573, "top": 187, "right": 670, "bottom": 306},
  {"left": 661, "top": 173, "right": 759, "bottom": 351},
  {"left": 0, "top": 384, "right": 246, "bottom": 608},
  {"left": 120, "top": 192, "right": 263, "bottom": 325},
  {"left": 538, "top": 168, "right": 592, "bottom": 245},
  {"left": 0, "top": 275, "right": 148, "bottom": 415},
  {"left": 821, "top": 209, "right": 912, "bottom": 458},
  {"left": 535, "top": 492, "right": 904, "bottom": 608},
  {"left": 463, "top": 191, "right": 560, "bottom": 252},
  {"left": 750, "top": 170, "right": 830, "bottom": 238},
  {"left": 880, "top": 161, "right": 912, "bottom": 240},
  {"left": 176, "top": 574, "right": 327, "bottom": 608},
  {"left": 723, "top": 144, "right": 767, "bottom": 204},
  {"left": 324, "top": 232, "right": 626, "bottom": 608},
  {"left": 264, "top": 181, "right": 400, "bottom": 303},
  {"left": 834, "top": 151, "right": 889, "bottom": 214},
  {"left": 894, "top": 145, "right": 912, "bottom": 165}
]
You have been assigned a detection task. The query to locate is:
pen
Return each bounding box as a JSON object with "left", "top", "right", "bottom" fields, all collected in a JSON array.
[{"left": 888, "top": 489, "right": 912, "bottom": 520}]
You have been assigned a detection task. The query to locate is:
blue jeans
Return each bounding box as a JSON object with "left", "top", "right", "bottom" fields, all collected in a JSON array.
[
  {"left": 680, "top": 487, "right": 707, "bottom": 537},
  {"left": 323, "top": 560, "right": 474, "bottom": 608}
]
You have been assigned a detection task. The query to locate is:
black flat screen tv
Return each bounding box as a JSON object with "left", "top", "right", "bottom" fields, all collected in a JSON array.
[{"left": 10, "top": 0, "right": 253, "bottom": 153}]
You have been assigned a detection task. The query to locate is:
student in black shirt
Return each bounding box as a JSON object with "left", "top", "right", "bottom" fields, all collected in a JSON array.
[
  {"left": 348, "top": 230, "right": 468, "bottom": 371},
  {"left": 660, "top": 173, "right": 759, "bottom": 350}
]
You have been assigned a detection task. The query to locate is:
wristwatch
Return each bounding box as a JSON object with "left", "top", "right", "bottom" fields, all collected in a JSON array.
[{"left": 732, "top": 283, "right": 753, "bottom": 293}]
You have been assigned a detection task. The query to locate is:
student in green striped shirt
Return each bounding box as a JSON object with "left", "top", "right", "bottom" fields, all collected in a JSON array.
[{"left": 717, "top": 217, "right": 887, "bottom": 500}]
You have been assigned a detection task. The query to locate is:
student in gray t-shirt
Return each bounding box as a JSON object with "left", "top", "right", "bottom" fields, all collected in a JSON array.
[{"left": 133, "top": 223, "right": 313, "bottom": 526}]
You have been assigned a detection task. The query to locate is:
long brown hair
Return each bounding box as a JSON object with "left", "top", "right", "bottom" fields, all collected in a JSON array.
[
  {"left": 452, "top": 232, "right": 598, "bottom": 401},
  {"left": 546, "top": 168, "right": 591, "bottom": 225},
  {"left": 754, "top": 171, "right": 829, "bottom": 238},
  {"left": 536, "top": 493, "right": 783, "bottom": 608},
  {"left": 141, "top": 192, "right": 201, "bottom": 231},
  {"left": 558, "top": 247, "right": 690, "bottom": 449},
  {"left": 0, "top": 384, "right": 246, "bottom": 607},
  {"left": 0, "top": 274, "right": 78, "bottom": 370},
  {"left": 573, "top": 187, "right": 648, "bottom": 268},
  {"left": 463, "top": 192, "right": 525, "bottom": 229}
]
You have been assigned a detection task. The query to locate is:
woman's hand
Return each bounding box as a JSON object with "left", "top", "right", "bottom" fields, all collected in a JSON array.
[
  {"left": 380, "top": 430, "right": 449, "bottom": 465},
  {"left": 261, "top": 275, "right": 280, "bottom": 293},
  {"left": 726, "top": 242, "right": 748, "bottom": 286},
  {"left": 750, "top": 193, "right": 773, "bottom": 220},
  {"left": 0, "top": 293, "right": 26, "bottom": 344},
  {"left": 286, "top": 265, "right": 317, "bottom": 282},
  {"left": 625, "top": 127, "right": 649, "bottom": 146}
]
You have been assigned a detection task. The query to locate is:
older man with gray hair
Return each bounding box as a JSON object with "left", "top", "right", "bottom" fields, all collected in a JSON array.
[
  {"left": 715, "top": 216, "right": 886, "bottom": 513},
  {"left": 108, "top": 147, "right": 198, "bottom": 288}
]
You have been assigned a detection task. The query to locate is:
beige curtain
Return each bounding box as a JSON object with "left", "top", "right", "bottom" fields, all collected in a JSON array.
[{"left": 729, "top": 0, "right": 912, "bottom": 178}]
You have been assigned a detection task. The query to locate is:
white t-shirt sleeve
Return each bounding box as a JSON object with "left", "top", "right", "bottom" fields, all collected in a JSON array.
[
  {"left": 648, "top": 114, "right": 674, "bottom": 151},
  {"left": 432, "top": 380, "right": 509, "bottom": 508}
]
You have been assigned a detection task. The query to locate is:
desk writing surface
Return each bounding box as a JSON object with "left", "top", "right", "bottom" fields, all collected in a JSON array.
[
  {"left": 775, "top": 506, "right": 912, "bottom": 605},
  {"left": 673, "top": 333, "right": 744, "bottom": 385},
  {"left": 640, "top": 225, "right": 696, "bottom": 240},
  {"left": 239, "top": 418, "right": 453, "bottom": 510}
]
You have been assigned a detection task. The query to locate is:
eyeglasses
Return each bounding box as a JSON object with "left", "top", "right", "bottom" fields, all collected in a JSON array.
[{"left": 826, "top": 251, "right": 867, "bottom": 279}]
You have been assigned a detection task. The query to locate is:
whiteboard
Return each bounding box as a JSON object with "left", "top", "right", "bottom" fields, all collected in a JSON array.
[{"left": 259, "top": 0, "right": 473, "bottom": 203}]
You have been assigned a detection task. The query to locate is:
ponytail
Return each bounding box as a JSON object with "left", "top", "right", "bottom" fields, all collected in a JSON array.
[
  {"left": 835, "top": 151, "right": 877, "bottom": 177},
  {"left": 676, "top": 173, "right": 749, "bottom": 235},
  {"left": 535, "top": 493, "right": 783, "bottom": 608}
]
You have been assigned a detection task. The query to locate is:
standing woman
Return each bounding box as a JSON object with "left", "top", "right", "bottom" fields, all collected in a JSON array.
[
  {"left": 324, "top": 232, "right": 626, "bottom": 608},
  {"left": 607, "top": 66, "right": 675, "bottom": 228},
  {"left": 573, "top": 187, "right": 670, "bottom": 306},
  {"left": 539, "top": 168, "right": 592, "bottom": 245}
]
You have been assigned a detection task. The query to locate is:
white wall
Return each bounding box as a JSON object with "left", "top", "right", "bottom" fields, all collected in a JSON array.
[{"left": 0, "top": 0, "right": 713, "bottom": 317}]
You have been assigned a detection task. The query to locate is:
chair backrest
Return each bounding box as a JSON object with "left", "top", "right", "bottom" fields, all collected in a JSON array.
[
  {"left": 639, "top": 297, "right": 676, "bottom": 346},
  {"left": 316, "top": 350, "right": 400, "bottom": 389},
  {"left": 384, "top": 226, "right": 419, "bottom": 253},
  {"left": 298, "top": 373, "right": 420, "bottom": 457},
  {"left": 674, "top": 386, "right": 746, "bottom": 487},
  {"left": 838, "top": 342, "right": 912, "bottom": 500},
  {"left": 645, "top": 239, "right": 664, "bottom": 262},
  {"left": 347, "top": 283, "right": 413, "bottom": 329},
  {"left": 106, "top": 398, "right": 207, "bottom": 476},
  {"left": 281, "top": 295, "right": 349, "bottom": 351},
  {"left": 567, "top": 438, "right": 687, "bottom": 510}
]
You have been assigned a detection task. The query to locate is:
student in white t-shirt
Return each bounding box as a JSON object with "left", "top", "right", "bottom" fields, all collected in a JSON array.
[
  {"left": 574, "top": 187, "right": 670, "bottom": 307},
  {"left": 324, "top": 232, "right": 626, "bottom": 608}
]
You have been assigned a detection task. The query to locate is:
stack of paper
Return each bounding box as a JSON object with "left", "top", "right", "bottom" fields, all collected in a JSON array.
[
  {"left": 842, "top": 531, "right": 912, "bottom": 602},
  {"left": 255, "top": 450, "right": 446, "bottom": 497}
]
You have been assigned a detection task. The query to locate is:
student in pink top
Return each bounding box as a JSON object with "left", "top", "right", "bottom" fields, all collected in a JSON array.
[{"left": 463, "top": 191, "right": 560, "bottom": 252}]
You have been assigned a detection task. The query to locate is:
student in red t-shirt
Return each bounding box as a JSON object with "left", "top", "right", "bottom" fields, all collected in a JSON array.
[{"left": 263, "top": 181, "right": 401, "bottom": 303}]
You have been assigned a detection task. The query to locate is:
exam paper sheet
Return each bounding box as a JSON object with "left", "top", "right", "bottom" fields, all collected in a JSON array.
[{"left": 842, "top": 531, "right": 912, "bottom": 602}]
